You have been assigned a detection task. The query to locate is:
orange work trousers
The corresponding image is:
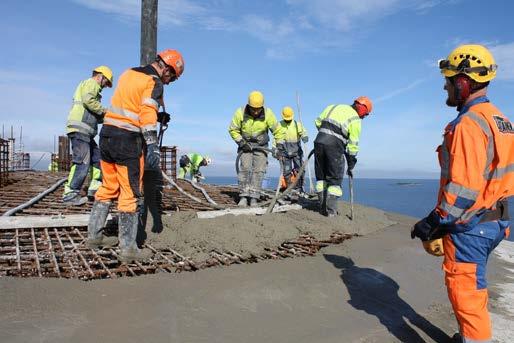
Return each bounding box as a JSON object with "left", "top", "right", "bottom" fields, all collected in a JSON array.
[
  {"left": 95, "top": 126, "right": 144, "bottom": 213},
  {"left": 442, "top": 221, "right": 510, "bottom": 342}
]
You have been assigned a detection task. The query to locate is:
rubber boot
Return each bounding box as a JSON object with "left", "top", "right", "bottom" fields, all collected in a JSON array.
[
  {"left": 318, "top": 190, "right": 327, "bottom": 216},
  {"left": 87, "top": 201, "right": 118, "bottom": 248},
  {"left": 238, "top": 197, "right": 248, "bottom": 207},
  {"left": 326, "top": 194, "right": 339, "bottom": 217},
  {"left": 118, "top": 212, "right": 152, "bottom": 263},
  {"left": 249, "top": 197, "right": 258, "bottom": 207},
  {"left": 63, "top": 191, "right": 88, "bottom": 206}
]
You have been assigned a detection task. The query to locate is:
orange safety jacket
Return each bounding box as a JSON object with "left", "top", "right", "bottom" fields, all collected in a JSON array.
[
  {"left": 103, "top": 65, "right": 162, "bottom": 140},
  {"left": 433, "top": 96, "right": 514, "bottom": 232}
]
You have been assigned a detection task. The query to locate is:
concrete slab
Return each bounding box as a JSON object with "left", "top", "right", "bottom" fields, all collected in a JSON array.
[{"left": 0, "top": 213, "right": 511, "bottom": 342}]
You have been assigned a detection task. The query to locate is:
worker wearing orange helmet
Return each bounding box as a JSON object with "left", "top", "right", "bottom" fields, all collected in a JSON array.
[
  {"left": 313, "top": 96, "right": 372, "bottom": 216},
  {"left": 87, "top": 49, "right": 184, "bottom": 262},
  {"left": 411, "top": 44, "right": 513, "bottom": 342}
]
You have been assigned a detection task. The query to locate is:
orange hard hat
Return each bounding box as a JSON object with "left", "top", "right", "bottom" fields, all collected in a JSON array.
[
  {"left": 158, "top": 49, "right": 185, "bottom": 78},
  {"left": 354, "top": 96, "right": 373, "bottom": 114}
]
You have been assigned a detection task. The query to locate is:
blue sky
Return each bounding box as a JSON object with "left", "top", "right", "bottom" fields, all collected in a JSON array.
[{"left": 1, "top": 0, "right": 514, "bottom": 178}]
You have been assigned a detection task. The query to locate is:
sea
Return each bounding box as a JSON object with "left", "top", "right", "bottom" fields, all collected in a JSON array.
[{"left": 207, "top": 176, "right": 514, "bottom": 242}]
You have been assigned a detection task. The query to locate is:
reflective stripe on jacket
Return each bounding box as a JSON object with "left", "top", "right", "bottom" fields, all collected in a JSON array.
[
  {"left": 314, "top": 104, "right": 361, "bottom": 155},
  {"left": 273, "top": 120, "right": 308, "bottom": 155},
  {"left": 434, "top": 96, "right": 514, "bottom": 232},
  {"left": 228, "top": 106, "right": 285, "bottom": 146},
  {"left": 103, "top": 65, "right": 162, "bottom": 135},
  {"left": 66, "top": 78, "right": 105, "bottom": 136}
]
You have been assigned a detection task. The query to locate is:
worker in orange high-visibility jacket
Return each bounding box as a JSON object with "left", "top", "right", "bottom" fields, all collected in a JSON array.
[
  {"left": 411, "top": 44, "right": 514, "bottom": 343},
  {"left": 87, "top": 49, "right": 183, "bottom": 263}
]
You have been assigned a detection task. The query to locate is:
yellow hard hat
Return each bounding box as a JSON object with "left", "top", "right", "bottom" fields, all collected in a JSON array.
[
  {"left": 422, "top": 238, "right": 444, "bottom": 256},
  {"left": 282, "top": 106, "right": 294, "bottom": 121},
  {"left": 93, "top": 65, "right": 114, "bottom": 85},
  {"left": 439, "top": 44, "right": 497, "bottom": 83},
  {"left": 248, "top": 91, "right": 264, "bottom": 108}
]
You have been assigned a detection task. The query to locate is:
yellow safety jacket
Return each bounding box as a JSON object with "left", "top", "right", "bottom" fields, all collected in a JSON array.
[
  {"left": 178, "top": 153, "right": 204, "bottom": 179},
  {"left": 273, "top": 120, "right": 308, "bottom": 156},
  {"left": 228, "top": 106, "right": 285, "bottom": 146},
  {"left": 314, "top": 104, "right": 361, "bottom": 155},
  {"left": 66, "top": 78, "right": 106, "bottom": 137}
]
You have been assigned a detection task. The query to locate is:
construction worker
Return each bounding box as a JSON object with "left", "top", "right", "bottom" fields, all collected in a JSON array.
[
  {"left": 276, "top": 106, "right": 308, "bottom": 195},
  {"left": 229, "top": 91, "right": 286, "bottom": 207},
  {"left": 178, "top": 153, "right": 212, "bottom": 182},
  {"left": 87, "top": 49, "right": 183, "bottom": 262},
  {"left": 63, "top": 66, "right": 113, "bottom": 205},
  {"left": 48, "top": 156, "right": 58, "bottom": 172},
  {"left": 411, "top": 44, "right": 513, "bottom": 343},
  {"left": 314, "top": 96, "right": 372, "bottom": 217}
]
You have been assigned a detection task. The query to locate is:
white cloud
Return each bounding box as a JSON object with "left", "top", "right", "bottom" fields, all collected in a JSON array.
[
  {"left": 286, "top": 0, "right": 401, "bottom": 32},
  {"left": 71, "top": 0, "right": 450, "bottom": 59},
  {"left": 72, "top": 0, "right": 227, "bottom": 27},
  {"left": 490, "top": 42, "right": 514, "bottom": 81},
  {"left": 375, "top": 77, "right": 430, "bottom": 103}
]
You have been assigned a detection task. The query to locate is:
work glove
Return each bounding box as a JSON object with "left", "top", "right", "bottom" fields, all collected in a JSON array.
[
  {"left": 157, "top": 111, "right": 171, "bottom": 125},
  {"left": 410, "top": 210, "right": 443, "bottom": 241},
  {"left": 238, "top": 140, "right": 252, "bottom": 152},
  {"left": 275, "top": 143, "right": 286, "bottom": 160},
  {"left": 145, "top": 143, "right": 161, "bottom": 170},
  {"left": 346, "top": 154, "right": 357, "bottom": 176},
  {"left": 301, "top": 136, "right": 309, "bottom": 144}
]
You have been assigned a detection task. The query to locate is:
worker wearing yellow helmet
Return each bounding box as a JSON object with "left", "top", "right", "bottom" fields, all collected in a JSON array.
[
  {"left": 411, "top": 44, "right": 514, "bottom": 342},
  {"left": 274, "top": 106, "right": 308, "bottom": 196},
  {"left": 229, "top": 91, "right": 286, "bottom": 207},
  {"left": 63, "top": 65, "right": 113, "bottom": 206}
]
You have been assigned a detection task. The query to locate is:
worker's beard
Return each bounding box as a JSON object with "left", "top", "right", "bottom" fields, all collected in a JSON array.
[{"left": 446, "top": 97, "right": 459, "bottom": 107}]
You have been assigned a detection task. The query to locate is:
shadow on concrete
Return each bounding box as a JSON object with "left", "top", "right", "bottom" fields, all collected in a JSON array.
[
  {"left": 138, "top": 170, "right": 163, "bottom": 247},
  {"left": 324, "top": 254, "right": 450, "bottom": 343}
]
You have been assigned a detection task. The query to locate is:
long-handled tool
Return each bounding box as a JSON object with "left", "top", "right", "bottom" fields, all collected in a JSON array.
[
  {"left": 295, "top": 92, "right": 314, "bottom": 193},
  {"left": 157, "top": 103, "right": 169, "bottom": 148},
  {"left": 349, "top": 174, "right": 354, "bottom": 220}
]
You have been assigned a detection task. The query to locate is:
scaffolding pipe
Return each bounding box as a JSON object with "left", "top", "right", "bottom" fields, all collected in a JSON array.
[{"left": 2, "top": 178, "right": 67, "bottom": 216}]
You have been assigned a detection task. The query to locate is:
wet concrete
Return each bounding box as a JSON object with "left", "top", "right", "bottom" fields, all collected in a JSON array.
[{"left": 0, "top": 212, "right": 512, "bottom": 342}]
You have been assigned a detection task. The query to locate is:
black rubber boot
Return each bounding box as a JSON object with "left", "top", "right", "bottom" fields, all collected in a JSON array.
[
  {"left": 318, "top": 190, "right": 327, "bottom": 216},
  {"left": 87, "top": 201, "right": 118, "bottom": 248},
  {"left": 326, "top": 194, "right": 339, "bottom": 217},
  {"left": 118, "top": 212, "right": 152, "bottom": 262}
]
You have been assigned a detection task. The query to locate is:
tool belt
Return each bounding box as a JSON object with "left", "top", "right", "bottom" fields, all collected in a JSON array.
[{"left": 479, "top": 199, "right": 510, "bottom": 223}]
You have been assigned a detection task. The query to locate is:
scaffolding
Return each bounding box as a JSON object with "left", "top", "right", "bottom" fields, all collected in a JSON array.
[
  {"left": 160, "top": 146, "right": 177, "bottom": 180},
  {"left": 0, "top": 139, "right": 9, "bottom": 187}
]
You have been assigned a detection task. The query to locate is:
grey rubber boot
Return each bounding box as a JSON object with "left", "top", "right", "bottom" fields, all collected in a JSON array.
[
  {"left": 118, "top": 212, "right": 152, "bottom": 263},
  {"left": 249, "top": 197, "right": 258, "bottom": 207},
  {"left": 87, "top": 201, "right": 118, "bottom": 248},
  {"left": 318, "top": 190, "right": 327, "bottom": 216},
  {"left": 238, "top": 197, "right": 248, "bottom": 207},
  {"left": 326, "top": 194, "right": 339, "bottom": 217},
  {"left": 63, "top": 192, "right": 88, "bottom": 206}
]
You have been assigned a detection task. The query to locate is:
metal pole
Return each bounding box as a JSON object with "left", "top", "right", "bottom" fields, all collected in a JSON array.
[
  {"left": 140, "top": 0, "right": 158, "bottom": 66},
  {"left": 349, "top": 175, "right": 354, "bottom": 220},
  {"left": 295, "top": 92, "right": 314, "bottom": 193}
]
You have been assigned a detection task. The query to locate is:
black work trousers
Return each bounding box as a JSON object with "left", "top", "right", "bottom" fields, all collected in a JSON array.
[{"left": 314, "top": 142, "right": 345, "bottom": 187}]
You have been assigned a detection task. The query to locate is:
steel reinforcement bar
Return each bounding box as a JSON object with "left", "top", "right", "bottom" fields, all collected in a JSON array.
[{"left": 0, "top": 226, "right": 355, "bottom": 280}]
